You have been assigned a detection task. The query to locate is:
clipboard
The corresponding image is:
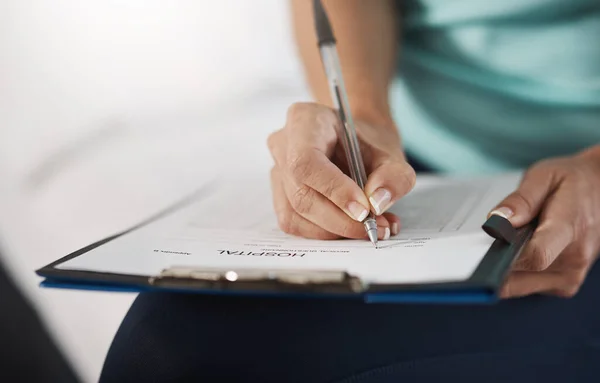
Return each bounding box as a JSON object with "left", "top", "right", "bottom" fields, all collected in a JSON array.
[{"left": 36, "top": 215, "right": 535, "bottom": 304}]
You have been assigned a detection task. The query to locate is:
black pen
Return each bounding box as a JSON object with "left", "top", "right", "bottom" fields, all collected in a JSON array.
[{"left": 312, "top": 0, "right": 378, "bottom": 247}]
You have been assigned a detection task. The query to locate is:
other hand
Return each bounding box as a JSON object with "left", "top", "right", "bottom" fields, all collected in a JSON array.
[
  {"left": 267, "top": 103, "right": 415, "bottom": 240},
  {"left": 490, "top": 147, "right": 600, "bottom": 298}
]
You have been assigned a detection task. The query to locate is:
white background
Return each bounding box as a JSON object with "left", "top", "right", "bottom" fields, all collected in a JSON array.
[{"left": 0, "top": 1, "right": 310, "bottom": 381}]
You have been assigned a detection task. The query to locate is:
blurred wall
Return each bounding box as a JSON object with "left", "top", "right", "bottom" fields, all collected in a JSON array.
[{"left": 0, "top": 0, "right": 303, "bottom": 182}]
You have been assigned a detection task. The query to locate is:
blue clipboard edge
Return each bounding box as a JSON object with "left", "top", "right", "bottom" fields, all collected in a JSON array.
[{"left": 39, "top": 276, "right": 496, "bottom": 304}]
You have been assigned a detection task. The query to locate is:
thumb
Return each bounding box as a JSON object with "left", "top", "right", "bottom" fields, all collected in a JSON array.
[
  {"left": 489, "top": 166, "right": 559, "bottom": 227},
  {"left": 365, "top": 156, "right": 416, "bottom": 215}
]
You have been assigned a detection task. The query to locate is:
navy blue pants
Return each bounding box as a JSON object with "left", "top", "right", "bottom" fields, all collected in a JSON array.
[
  {"left": 100, "top": 155, "right": 600, "bottom": 382},
  {"left": 100, "top": 266, "right": 600, "bottom": 382}
]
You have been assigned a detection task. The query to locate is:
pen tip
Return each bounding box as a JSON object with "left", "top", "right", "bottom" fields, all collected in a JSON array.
[
  {"left": 367, "top": 231, "right": 378, "bottom": 248},
  {"left": 364, "top": 219, "right": 378, "bottom": 248}
]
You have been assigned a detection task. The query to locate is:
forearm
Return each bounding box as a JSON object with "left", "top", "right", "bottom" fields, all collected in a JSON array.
[{"left": 290, "top": 0, "right": 399, "bottom": 127}]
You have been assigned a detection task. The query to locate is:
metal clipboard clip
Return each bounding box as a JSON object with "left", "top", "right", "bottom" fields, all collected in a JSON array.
[{"left": 148, "top": 266, "right": 367, "bottom": 294}]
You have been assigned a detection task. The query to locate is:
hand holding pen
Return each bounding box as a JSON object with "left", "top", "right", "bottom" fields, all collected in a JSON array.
[
  {"left": 266, "top": 0, "right": 415, "bottom": 243},
  {"left": 268, "top": 102, "right": 414, "bottom": 241}
]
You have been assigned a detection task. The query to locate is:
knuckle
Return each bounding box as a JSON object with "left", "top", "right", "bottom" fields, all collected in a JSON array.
[
  {"left": 501, "top": 282, "right": 513, "bottom": 298},
  {"left": 267, "top": 132, "right": 278, "bottom": 153},
  {"left": 277, "top": 211, "right": 296, "bottom": 235},
  {"left": 288, "top": 152, "right": 313, "bottom": 182},
  {"left": 321, "top": 173, "right": 351, "bottom": 204},
  {"left": 556, "top": 285, "right": 581, "bottom": 298},
  {"left": 530, "top": 158, "right": 563, "bottom": 176},
  {"left": 573, "top": 210, "right": 594, "bottom": 240},
  {"left": 571, "top": 162, "right": 590, "bottom": 181},
  {"left": 532, "top": 158, "right": 555, "bottom": 172},
  {"left": 403, "top": 165, "right": 417, "bottom": 191},
  {"left": 321, "top": 176, "right": 338, "bottom": 200},
  {"left": 569, "top": 250, "right": 591, "bottom": 270},
  {"left": 288, "top": 102, "right": 336, "bottom": 130},
  {"left": 527, "top": 245, "right": 552, "bottom": 271},
  {"left": 286, "top": 102, "right": 312, "bottom": 122},
  {"left": 290, "top": 185, "right": 314, "bottom": 215},
  {"left": 568, "top": 269, "right": 587, "bottom": 287},
  {"left": 556, "top": 270, "right": 586, "bottom": 298},
  {"left": 510, "top": 191, "right": 536, "bottom": 215},
  {"left": 339, "top": 221, "right": 361, "bottom": 239},
  {"left": 582, "top": 240, "right": 598, "bottom": 262}
]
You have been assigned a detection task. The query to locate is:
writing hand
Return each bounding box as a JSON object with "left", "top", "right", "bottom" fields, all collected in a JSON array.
[{"left": 267, "top": 103, "right": 415, "bottom": 240}]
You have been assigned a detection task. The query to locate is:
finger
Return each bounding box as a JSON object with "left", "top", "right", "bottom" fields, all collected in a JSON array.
[
  {"left": 500, "top": 271, "right": 564, "bottom": 299},
  {"left": 282, "top": 175, "right": 373, "bottom": 239},
  {"left": 376, "top": 215, "right": 392, "bottom": 240},
  {"left": 284, "top": 104, "right": 371, "bottom": 222},
  {"left": 365, "top": 158, "right": 416, "bottom": 215},
  {"left": 270, "top": 168, "right": 339, "bottom": 240},
  {"left": 513, "top": 221, "right": 573, "bottom": 272},
  {"left": 488, "top": 164, "right": 561, "bottom": 227},
  {"left": 383, "top": 212, "right": 400, "bottom": 236},
  {"left": 513, "top": 184, "right": 578, "bottom": 271},
  {"left": 266, "top": 130, "right": 287, "bottom": 168},
  {"left": 529, "top": 230, "right": 593, "bottom": 298},
  {"left": 546, "top": 266, "right": 589, "bottom": 298},
  {"left": 286, "top": 149, "right": 371, "bottom": 223}
]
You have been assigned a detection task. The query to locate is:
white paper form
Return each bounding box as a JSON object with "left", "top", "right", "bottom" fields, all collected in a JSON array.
[{"left": 57, "top": 172, "right": 522, "bottom": 285}]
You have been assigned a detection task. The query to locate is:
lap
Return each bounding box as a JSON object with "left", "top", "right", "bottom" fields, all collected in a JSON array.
[{"left": 100, "top": 263, "right": 600, "bottom": 383}]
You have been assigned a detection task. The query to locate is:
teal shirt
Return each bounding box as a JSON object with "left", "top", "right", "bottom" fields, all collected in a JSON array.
[{"left": 391, "top": 0, "right": 600, "bottom": 174}]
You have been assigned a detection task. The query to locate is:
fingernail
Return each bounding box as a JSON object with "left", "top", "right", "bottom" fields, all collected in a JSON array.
[
  {"left": 391, "top": 222, "right": 399, "bottom": 236},
  {"left": 369, "top": 188, "right": 392, "bottom": 215},
  {"left": 347, "top": 201, "right": 368, "bottom": 222},
  {"left": 488, "top": 207, "right": 514, "bottom": 220},
  {"left": 376, "top": 226, "right": 388, "bottom": 240}
]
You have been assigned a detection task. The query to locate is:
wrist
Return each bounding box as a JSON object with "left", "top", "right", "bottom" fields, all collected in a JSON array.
[
  {"left": 351, "top": 100, "right": 405, "bottom": 158},
  {"left": 350, "top": 100, "right": 396, "bottom": 133}
]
